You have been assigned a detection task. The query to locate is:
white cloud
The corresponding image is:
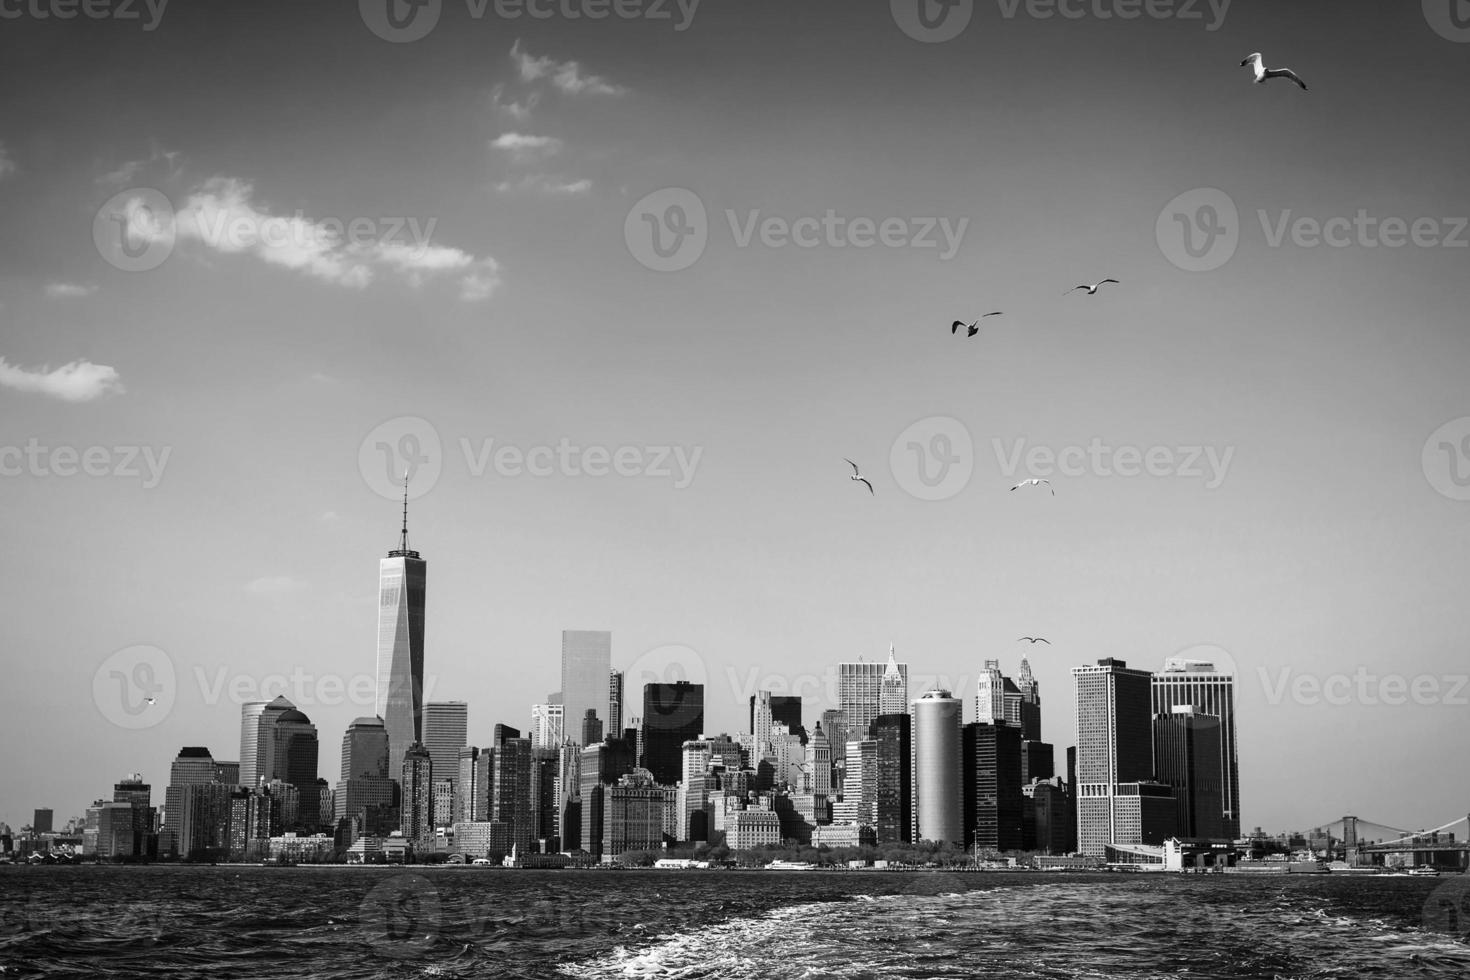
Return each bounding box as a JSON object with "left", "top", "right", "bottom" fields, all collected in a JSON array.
[
  {"left": 458, "top": 259, "right": 502, "bottom": 302},
  {"left": 45, "top": 282, "right": 98, "bottom": 299},
  {"left": 494, "top": 175, "right": 593, "bottom": 196},
  {"left": 510, "top": 40, "right": 627, "bottom": 96},
  {"left": 125, "top": 177, "right": 501, "bottom": 299},
  {"left": 0, "top": 357, "right": 124, "bottom": 402},
  {"left": 491, "top": 84, "right": 539, "bottom": 121},
  {"left": 0, "top": 143, "right": 15, "bottom": 180},
  {"left": 245, "top": 575, "right": 308, "bottom": 595},
  {"left": 491, "top": 132, "right": 564, "bottom": 161}
]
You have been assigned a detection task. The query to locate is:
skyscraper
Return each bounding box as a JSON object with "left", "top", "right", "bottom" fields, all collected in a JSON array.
[
  {"left": 561, "top": 630, "right": 611, "bottom": 748},
  {"left": 911, "top": 689, "right": 963, "bottom": 845},
  {"left": 424, "top": 701, "right": 468, "bottom": 815},
  {"left": 456, "top": 746, "right": 490, "bottom": 823},
  {"left": 530, "top": 703, "right": 565, "bottom": 750},
  {"left": 640, "top": 682, "right": 705, "bottom": 785},
  {"left": 808, "top": 723, "right": 831, "bottom": 797},
  {"left": 336, "top": 717, "right": 396, "bottom": 825},
  {"left": 1017, "top": 657, "right": 1042, "bottom": 741},
  {"left": 238, "top": 697, "right": 292, "bottom": 791},
  {"left": 491, "top": 737, "right": 537, "bottom": 854},
  {"left": 1153, "top": 706, "right": 1226, "bottom": 839},
  {"left": 377, "top": 478, "right": 427, "bottom": 781},
  {"left": 975, "top": 660, "right": 1005, "bottom": 725},
  {"left": 1152, "top": 658, "right": 1240, "bottom": 839},
  {"left": 751, "top": 693, "right": 805, "bottom": 747},
  {"left": 161, "top": 747, "right": 232, "bottom": 858},
  {"left": 962, "top": 721, "right": 1024, "bottom": 852},
  {"left": 1073, "top": 658, "right": 1176, "bottom": 857},
  {"left": 268, "top": 706, "right": 320, "bottom": 829},
  {"left": 840, "top": 648, "right": 908, "bottom": 738},
  {"left": 400, "top": 742, "right": 433, "bottom": 844},
  {"left": 870, "top": 713, "right": 911, "bottom": 845},
  {"left": 609, "top": 670, "right": 624, "bottom": 736}
]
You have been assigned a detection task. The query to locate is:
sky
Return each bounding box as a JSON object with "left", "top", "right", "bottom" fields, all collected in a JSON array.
[{"left": 1, "top": 0, "right": 1468, "bottom": 836}]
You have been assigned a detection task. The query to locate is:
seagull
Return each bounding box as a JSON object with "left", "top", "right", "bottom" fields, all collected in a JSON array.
[
  {"left": 1240, "top": 53, "right": 1307, "bottom": 90},
  {"left": 1010, "top": 478, "right": 1054, "bottom": 495},
  {"left": 144, "top": 697, "right": 157, "bottom": 705},
  {"left": 1067, "top": 279, "right": 1119, "bottom": 295},
  {"left": 952, "top": 313, "right": 1002, "bottom": 337},
  {"left": 1018, "top": 637, "right": 1051, "bottom": 645},
  {"left": 844, "top": 458, "right": 875, "bottom": 495}
]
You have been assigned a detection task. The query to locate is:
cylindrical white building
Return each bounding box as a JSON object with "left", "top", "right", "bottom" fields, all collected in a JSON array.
[{"left": 912, "top": 689, "right": 963, "bottom": 845}]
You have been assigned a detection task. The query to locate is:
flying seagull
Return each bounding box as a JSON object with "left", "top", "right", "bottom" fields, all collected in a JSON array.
[
  {"left": 1018, "top": 637, "right": 1051, "bottom": 645},
  {"left": 144, "top": 697, "right": 157, "bottom": 705},
  {"left": 1240, "top": 52, "right": 1307, "bottom": 90},
  {"left": 1010, "top": 478, "right": 1054, "bottom": 495},
  {"left": 1067, "top": 279, "right": 1119, "bottom": 295},
  {"left": 952, "top": 313, "right": 1003, "bottom": 337},
  {"left": 844, "top": 458, "right": 874, "bottom": 495}
]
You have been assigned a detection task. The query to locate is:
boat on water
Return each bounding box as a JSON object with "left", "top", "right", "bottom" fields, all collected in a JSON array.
[
  {"left": 766, "top": 860, "right": 818, "bottom": 870},
  {"left": 1408, "top": 866, "right": 1441, "bottom": 877}
]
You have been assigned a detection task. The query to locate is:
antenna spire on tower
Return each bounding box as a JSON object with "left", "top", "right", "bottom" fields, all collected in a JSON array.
[{"left": 398, "top": 469, "right": 410, "bottom": 554}]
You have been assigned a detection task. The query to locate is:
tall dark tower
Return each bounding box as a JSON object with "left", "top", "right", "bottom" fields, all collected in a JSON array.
[
  {"left": 639, "top": 682, "right": 704, "bottom": 785},
  {"left": 377, "top": 473, "right": 427, "bottom": 783}
]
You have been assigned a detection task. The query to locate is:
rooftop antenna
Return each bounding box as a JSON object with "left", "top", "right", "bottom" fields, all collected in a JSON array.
[{"left": 397, "top": 469, "right": 411, "bottom": 554}]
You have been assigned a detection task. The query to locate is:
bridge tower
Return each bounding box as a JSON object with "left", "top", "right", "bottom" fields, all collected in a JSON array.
[{"left": 1342, "top": 815, "right": 1360, "bottom": 866}]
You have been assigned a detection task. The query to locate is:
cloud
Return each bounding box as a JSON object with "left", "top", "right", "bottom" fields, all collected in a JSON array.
[
  {"left": 0, "top": 357, "right": 124, "bottom": 402},
  {"left": 458, "top": 259, "right": 502, "bottom": 302},
  {"left": 45, "top": 282, "right": 98, "bottom": 299},
  {"left": 245, "top": 575, "right": 308, "bottom": 595},
  {"left": 123, "top": 178, "right": 500, "bottom": 299},
  {"left": 490, "top": 84, "right": 539, "bottom": 121},
  {"left": 510, "top": 40, "right": 627, "bottom": 96},
  {"left": 494, "top": 175, "right": 593, "bottom": 196},
  {"left": 98, "top": 142, "right": 183, "bottom": 187},
  {"left": 491, "top": 132, "right": 563, "bottom": 162},
  {"left": 0, "top": 143, "right": 16, "bottom": 180},
  {"left": 320, "top": 510, "right": 340, "bottom": 522}
]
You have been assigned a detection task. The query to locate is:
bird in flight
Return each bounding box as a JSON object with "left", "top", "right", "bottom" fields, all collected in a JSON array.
[
  {"left": 1010, "top": 478, "right": 1054, "bottom": 495},
  {"left": 1240, "top": 53, "right": 1307, "bottom": 90},
  {"left": 844, "top": 458, "right": 875, "bottom": 495},
  {"left": 1067, "top": 279, "right": 1119, "bottom": 295},
  {"left": 952, "top": 313, "right": 1003, "bottom": 337},
  {"left": 144, "top": 697, "right": 157, "bottom": 705},
  {"left": 1018, "top": 637, "right": 1051, "bottom": 645}
]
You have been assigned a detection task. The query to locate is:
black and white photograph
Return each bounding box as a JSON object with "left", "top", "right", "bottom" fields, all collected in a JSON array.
[{"left": 2, "top": 1, "right": 1469, "bottom": 977}]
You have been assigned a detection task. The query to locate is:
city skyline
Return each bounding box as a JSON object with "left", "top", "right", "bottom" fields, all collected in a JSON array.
[{"left": 3, "top": 1, "right": 1468, "bottom": 839}]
